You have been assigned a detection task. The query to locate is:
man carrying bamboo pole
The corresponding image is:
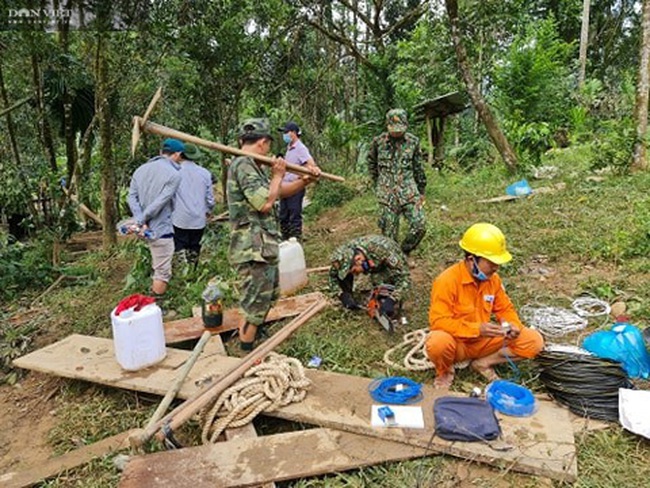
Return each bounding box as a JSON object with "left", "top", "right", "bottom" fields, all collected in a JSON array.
[{"left": 227, "top": 119, "right": 319, "bottom": 350}]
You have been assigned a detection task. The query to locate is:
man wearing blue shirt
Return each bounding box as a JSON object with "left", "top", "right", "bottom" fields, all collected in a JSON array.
[
  {"left": 172, "top": 143, "right": 215, "bottom": 269},
  {"left": 128, "top": 138, "right": 184, "bottom": 296}
]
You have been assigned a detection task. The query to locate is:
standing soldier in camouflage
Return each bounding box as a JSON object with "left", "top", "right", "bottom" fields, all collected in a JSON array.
[
  {"left": 227, "top": 119, "right": 318, "bottom": 350},
  {"left": 328, "top": 234, "right": 411, "bottom": 317},
  {"left": 368, "top": 108, "right": 427, "bottom": 255}
]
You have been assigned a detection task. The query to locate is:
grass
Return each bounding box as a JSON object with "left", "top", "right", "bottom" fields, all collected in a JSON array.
[{"left": 4, "top": 141, "right": 650, "bottom": 486}]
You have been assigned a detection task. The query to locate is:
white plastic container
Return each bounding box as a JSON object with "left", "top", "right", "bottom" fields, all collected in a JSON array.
[
  {"left": 110, "top": 303, "right": 167, "bottom": 371},
  {"left": 278, "top": 237, "right": 308, "bottom": 296}
]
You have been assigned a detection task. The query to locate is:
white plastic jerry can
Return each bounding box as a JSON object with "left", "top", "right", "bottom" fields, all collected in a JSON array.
[
  {"left": 278, "top": 237, "right": 308, "bottom": 296},
  {"left": 110, "top": 303, "right": 167, "bottom": 371}
]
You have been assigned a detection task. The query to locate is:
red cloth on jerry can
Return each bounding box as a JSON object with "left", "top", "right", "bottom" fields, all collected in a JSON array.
[{"left": 114, "top": 294, "right": 156, "bottom": 316}]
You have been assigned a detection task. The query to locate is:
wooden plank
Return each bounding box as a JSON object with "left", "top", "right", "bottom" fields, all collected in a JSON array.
[
  {"left": 14, "top": 335, "right": 577, "bottom": 481},
  {"left": 164, "top": 292, "right": 325, "bottom": 344},
  {"left": 13, "top": 335, "right": 235, "bottom": 400},
  {"left": 0, "top": 430, "right": 135, "bottom": 488},
  {"left": 119, "top": 428, "right": 427, "bottom": 488},
  {"left": 283, "top": 370, "right": 578, "bottom": 482}
]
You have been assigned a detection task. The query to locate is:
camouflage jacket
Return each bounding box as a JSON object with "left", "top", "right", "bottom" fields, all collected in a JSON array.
[
  {"left": 227, "top": 156, "right": 281, "bottom": 265},
  {"left": 328, "top": 235, "right": 411, "bottom": 300},
  {"left": 367, "top": 132, "right": 426, "bottom": 206}
]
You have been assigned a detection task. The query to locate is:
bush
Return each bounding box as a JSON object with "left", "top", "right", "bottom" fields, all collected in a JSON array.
[
  {"left": 304, "top": 180, "right": 357, "bottom": 217},
  {"left": 0, "top": 233, "right": 55, "bottom": 302}
]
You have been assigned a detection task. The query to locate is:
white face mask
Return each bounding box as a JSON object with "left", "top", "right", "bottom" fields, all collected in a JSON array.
[{"left": 282, "top": 133, "right": 292, "bottom": 144}]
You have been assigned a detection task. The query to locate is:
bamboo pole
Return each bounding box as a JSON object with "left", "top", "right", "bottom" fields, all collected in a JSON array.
[
  {"left": 135, "top": 117, "right": 345, "bottom": 183},
  {"left": 130, "top": 299, "right": 326, "bottom": 447},
  {"left": 137, "top": 330, "right": 212, "bottom": 441}
]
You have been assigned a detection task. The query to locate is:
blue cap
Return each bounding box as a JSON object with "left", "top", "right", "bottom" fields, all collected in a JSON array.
[
  {"left": 278, "top": 121, "right": 301, "bottom": 135},
  {"left": 162, "top": 138, "right": 185, "bottom": 153}
]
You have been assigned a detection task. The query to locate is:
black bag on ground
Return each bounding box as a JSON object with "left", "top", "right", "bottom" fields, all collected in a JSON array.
[{"left": 433, "top": 397, "right": 501, "bottom": 442}]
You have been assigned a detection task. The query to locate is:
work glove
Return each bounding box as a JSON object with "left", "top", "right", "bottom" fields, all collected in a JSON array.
[
  {"left": 379, "top": 296, "right": 397, "bottom": 318},
  {"left": 340, "top": 292, "right": 361, "bottom": 310}
]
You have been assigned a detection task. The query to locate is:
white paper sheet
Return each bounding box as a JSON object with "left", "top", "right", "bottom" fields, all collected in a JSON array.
[
  {"left": 619, "top": 388, "right": 650, "bottom": 439},
  {"left": 370, "top": 404, "right": 425, "bottom": 429}
]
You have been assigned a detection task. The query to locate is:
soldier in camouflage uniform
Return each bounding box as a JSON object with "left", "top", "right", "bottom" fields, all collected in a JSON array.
[
  {"left": 227, "top": 118, "right": 318, "bottom": 350},
  {"left": 368, "top": 108, "right": 427, "bottom": 255},
  {"left": 328, "top": 234, "right": 411, "bottom": 316}
]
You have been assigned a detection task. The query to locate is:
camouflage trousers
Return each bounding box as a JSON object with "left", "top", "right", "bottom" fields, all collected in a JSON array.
[
  {"left": 378, "top": 201, "right": 426, "bottom": 254},
  {"left": 236, "top": 260, "right": 280, "bottom": 326}
]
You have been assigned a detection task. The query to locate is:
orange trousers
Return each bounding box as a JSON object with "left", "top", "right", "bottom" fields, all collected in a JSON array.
[{"left": 425, "top": 328, "right": 544, "bottom": 376}]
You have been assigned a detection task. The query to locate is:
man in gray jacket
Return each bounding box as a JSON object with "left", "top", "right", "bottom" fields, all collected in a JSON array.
[
  {"left": 128, "top": 138, "right": 184, "bottom": 296},
  {"left": 173, "top": 143, "right": 215, "bottom": 268}
]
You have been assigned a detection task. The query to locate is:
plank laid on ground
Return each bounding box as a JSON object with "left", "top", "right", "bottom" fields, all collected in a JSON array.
[
  {"left": 13, "top": 335, "right": 234, "bottom": 399},
  {"left": 14, "top": 335, "right": 577, "bottom": 482},
  {"left": 164, "top": 292, "right": 326, "bottom": 344},
  {"left": 0, "top": 430, "right": 135, "bottom": 488},
  {"left": 119, "top": 428, "right": 427, "bottom": 488}
]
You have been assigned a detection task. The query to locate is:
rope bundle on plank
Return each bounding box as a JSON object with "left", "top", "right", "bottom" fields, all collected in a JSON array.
[{"left": 201, "top": 353, "right": 311, "bottom": 443}]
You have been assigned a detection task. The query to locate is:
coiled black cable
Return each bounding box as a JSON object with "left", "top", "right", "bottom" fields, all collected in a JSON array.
[{"left": 535, "top": 350, "right": 635, "bottom": 421}]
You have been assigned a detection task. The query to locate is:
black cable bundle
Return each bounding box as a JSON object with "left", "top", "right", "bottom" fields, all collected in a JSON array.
[{"left": 535, "top": 350, "right": 635, "bottom": 421}]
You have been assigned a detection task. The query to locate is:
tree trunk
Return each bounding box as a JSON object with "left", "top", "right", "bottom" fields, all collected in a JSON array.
[
  {"left": 95, "top": 35, "right": 117, "bottom": 248},
  {"left": 632, "top": 0, "right": 650, "bottom": 171},
  {"left": 445, "top": 0, "right": 518, "bottom": 172},
  {"left": 578, "top": 0, "right": 591, "bottom": 88},
  {"left": 30, "top": 53, "right": 57, "bottom": 173},
  {"left": 0, "top": 63, "right": 22, "bottom": 168},
  {"left": 0, "top": 60, "right": 37, "bottom": 218}
]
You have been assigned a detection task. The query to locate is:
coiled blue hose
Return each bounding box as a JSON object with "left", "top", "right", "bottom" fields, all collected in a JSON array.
[
  {"left": 368, "top": 376, "right": 423, "bottom": 404},
  {"left": 485, "top": 380, "right": 536, "bottom": 417}
]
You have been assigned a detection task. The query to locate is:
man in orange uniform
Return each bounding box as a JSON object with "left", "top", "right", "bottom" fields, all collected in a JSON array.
[{"left": 425, "top": 223, "right": 544, "bottom": 388}]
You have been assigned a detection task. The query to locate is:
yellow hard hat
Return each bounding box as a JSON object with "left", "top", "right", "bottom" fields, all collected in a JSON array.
[{"left": 459, "top": 223, "right": 512, "bottom": 264}]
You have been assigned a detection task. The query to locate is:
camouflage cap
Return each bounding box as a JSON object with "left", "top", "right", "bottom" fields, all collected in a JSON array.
[
  {"left": 334, "top": 245, "right": 368, "bottom": 280},
  {"left": 238, "top": 118, "right": 274, "bottom": 141},
  {"left": 386, "top": 108, "right": 408, "bottom": 132}
]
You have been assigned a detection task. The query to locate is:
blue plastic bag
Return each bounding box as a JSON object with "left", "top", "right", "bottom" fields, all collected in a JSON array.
[
  {"left": 505, "top": 179, "right": 532, "bottom": 197},
  {"left": 582, "top": 323, "right": 650, "bottom": 379}
]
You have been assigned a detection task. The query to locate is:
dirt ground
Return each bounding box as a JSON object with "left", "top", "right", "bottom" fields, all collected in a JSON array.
[{"left": 0, "top": 375, "right": 61, "bottom": 474}]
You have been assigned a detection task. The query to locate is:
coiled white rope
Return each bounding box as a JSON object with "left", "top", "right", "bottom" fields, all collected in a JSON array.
[
  {"left": 520, "top": 304, "right": 588, "bottom": 338},
  {"left": 571, "top": 296, "right": 611, "bottom": 317},
  {"left": 201, "top": 353, "right": 311, "bottom": 444},
  {"left": 383, "top": 329, "right": 469, "bottom": 371},
  {"left": 383, "top": 329, "right": 434, "bottom": 371}
]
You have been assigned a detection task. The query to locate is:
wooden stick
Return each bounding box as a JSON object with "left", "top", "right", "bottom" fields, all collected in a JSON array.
[
  {"left": 141, "top": 86, "right": 162, "bottom": 125},
  {"left": 131, "top": 87, "right": 162, "bottom": 156},
  {"left": 141, "top": 299, "right": 326, "bottom": 445},
  {"left": 306, "top": 266, "right": 330, "bottom": 274},
  {"left": 136, "top": 117, "right": 345, "bottom": 183},
  {"left": 136, "top": 330, "right": 212, "bottom": 444}
]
